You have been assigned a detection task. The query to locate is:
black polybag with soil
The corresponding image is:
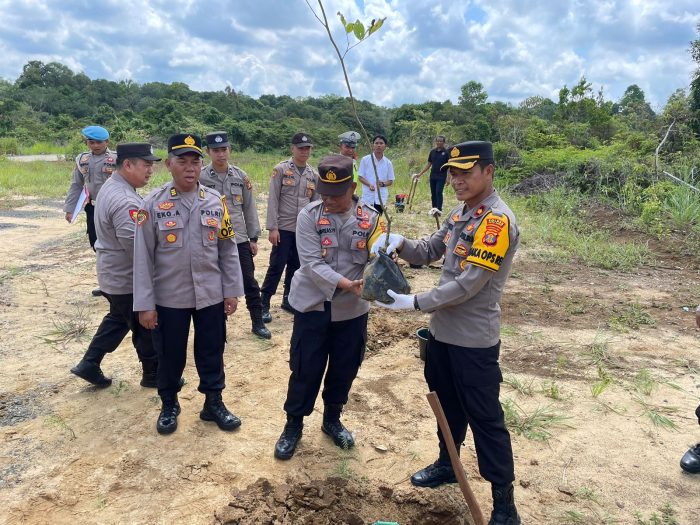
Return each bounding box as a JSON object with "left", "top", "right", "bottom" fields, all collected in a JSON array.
[{"left": 361, "top": 250, "right": 411, "bottom": 303}]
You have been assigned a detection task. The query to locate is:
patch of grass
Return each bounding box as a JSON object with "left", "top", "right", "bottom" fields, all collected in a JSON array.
[
  {"left": 584, "top": 332, "right": 614, "bottom": 366},
  {"left": 110, "top": 380, "right": 129, "bottom": 397},
  {"left": 504, "top": 374, "right": 535, "bottom": 396},
  {"left": 608, "top": 302, "right": 655, "bottom": 331},
  {"left": 590, "top": 365, "right": 614, "bottom": 398},
  {"left": 501, "top": 398, "right": 572, "bottom": 441},
  {"left": 562, "top": 510, "right": 587, "bottom": 523},
  {"left": 44, "top": 414, "right": 76, "bottom": 440},
  {"left": 500, "top": 324, "right": 518, "bottom": 336},
  {"left": 576, "top": 486, "right": 602, "bottom": 505},
  {"left": 634, "top": 501, "right": 679, "bottom": 525},
  {"left": 39, "top": 306, "right": 91, "bottom": 347},
  {"left": 632, "top": 369, "right": 657, "bottom": 396},
  {"left": 541, "top": 380, "right": 564, "bottom": 400},
  {"left": 633, "top": 396, "right": 679, "bottom": 431}
]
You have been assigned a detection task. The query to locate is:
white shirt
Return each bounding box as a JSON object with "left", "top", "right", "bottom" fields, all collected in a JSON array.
[{"left": 359, "top": 153, "right": 395, "bottom": 206}]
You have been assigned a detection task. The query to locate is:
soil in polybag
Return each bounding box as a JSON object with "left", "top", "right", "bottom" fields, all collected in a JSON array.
[{"left": 361, "top": 250, "right": 411, "bottom": 303}]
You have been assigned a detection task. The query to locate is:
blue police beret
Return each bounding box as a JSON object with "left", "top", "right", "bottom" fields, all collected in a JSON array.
[{"left": 81, "top": 125, "right": 110, "bottom": 141}]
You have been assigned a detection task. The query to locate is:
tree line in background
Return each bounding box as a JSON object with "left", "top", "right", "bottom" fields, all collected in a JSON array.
[{"left": 0, "top": 23, "right": 699, "bottom": 187}]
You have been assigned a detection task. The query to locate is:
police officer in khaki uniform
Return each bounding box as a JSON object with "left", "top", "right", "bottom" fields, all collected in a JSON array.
[
  {"left": 261, "top": 132, "right": 318, "bottom": 322},
  {"left": 133, "top": 133, "right": 245, "bottom": 435},
  {"left": 373, "top": 141, "right": 521, "bottom": 525},
  {"left": 70, "top": 143, "right": 161, "bottom": 388},
  {"left": 201, "top": 131, "right": 271, "bottom": 340},
  {"left": 273, "top": 154, "right": 385, "bottom": 460},
  {"left": 64, "top": 125, "right": 117, "bottom": 295}
]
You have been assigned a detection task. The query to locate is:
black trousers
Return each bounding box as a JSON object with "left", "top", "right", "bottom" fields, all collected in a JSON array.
[
  {"left": 283, "top": 303, "right": 368, "bottom": 417},
  {"left": 237, "top": 241, "right": 262, "bottom": 312},
  {"left": 261, "top": 229, "right": 299, "bottom": 297},
  {"left": 153, "top": 302, "right": 226, "bottom": 398},
  {"left": 84, "top": 293, "right": 156, "bottom": 364},
  {"left": 430, "top": 177, "right": 447, "bottom": 211},
  {"left": 425, "top": 333, "right": 515, "bottom": 486},
  {"left": 85, "top": 202, "right": 97, "bottom": 250}
]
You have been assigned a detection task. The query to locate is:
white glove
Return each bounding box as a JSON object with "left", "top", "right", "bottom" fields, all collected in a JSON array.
[
  {"left": 411, "top": 173, "right": 420, "bottom": 181},
  {"left": 428, "top": 207, "right": 442, "bottom": 217},
  {"left": 374, "top": 290, "right": 416, "bottom": 310},
  {"left": 370, "top": 233, "right": 405, "bottom": 255}
]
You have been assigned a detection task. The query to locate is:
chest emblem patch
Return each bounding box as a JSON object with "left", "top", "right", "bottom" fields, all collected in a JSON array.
[{"left": 166, "top": 233, "right": 177, "bottom": 243}]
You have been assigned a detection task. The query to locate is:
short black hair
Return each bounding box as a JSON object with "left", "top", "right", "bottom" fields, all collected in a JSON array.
[
  {"left": 372, "top": 134, "right": 388, "bottom": 145},
  {"left": 436, "top": 135, "right": 446, "bottom": 141}
]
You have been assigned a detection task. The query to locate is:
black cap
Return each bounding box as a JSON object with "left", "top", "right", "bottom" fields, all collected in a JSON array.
[
  {"left": 441, "top": 141, "right": 493, "bottom": 170},
  {"left": 291, "top": 132, "right": 313, "bottom": 148},
  {"left": 167, "top": 133, "right": 204, "bottom": 157},
  {"left": 317, "top": 154, "right": 354, "bottom": 196},
  {"left": 116, "top": 142, "right": 161, "bottom": 161},
  {"left": 205, "top": 131, "right": 230, "bottom": 149}
]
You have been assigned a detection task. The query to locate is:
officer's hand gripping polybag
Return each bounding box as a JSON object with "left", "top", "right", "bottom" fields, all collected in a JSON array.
[{"left": 361, "top": 251, "right": 411, "bottom": 303}]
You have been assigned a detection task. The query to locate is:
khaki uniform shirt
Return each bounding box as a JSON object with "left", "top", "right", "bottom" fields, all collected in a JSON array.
[
  {"left": 94, "top": 171, "right": 142, "bottom": 295},
  {"left": 399, "top": 191, "right": 519, "bottom": 348},
  {"left": 290, "top": 197, "right": 384, "bottom": 322},
  {"left": 133, "top": 181, "right": 244, "bottom": 311},
  {"left": 200, "top": 163, "right": 261, "bottom": 244},
  {"left": 266, "top": 159, "right": 318, "bottom": 232},
  {"left": 63, "top": 150, "right": 117, "bottom": 212}
]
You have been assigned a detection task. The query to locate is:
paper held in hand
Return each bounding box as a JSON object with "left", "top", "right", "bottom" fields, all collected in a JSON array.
[{"left": 70, "top": 186, "right": 90, "bottom": 224}]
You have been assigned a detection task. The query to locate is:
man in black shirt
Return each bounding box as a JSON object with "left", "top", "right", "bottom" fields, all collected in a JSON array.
[{"left": 413, "top": 135, "right": 449, "bottom": 212}]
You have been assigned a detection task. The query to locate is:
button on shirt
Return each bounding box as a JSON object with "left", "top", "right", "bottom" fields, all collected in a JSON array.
[
  {"left": 133, "top": 182, "right": 244, "bottom": 311},
  {"left": 94, "top": 171, "right": 141, "bottom": 295},
  {"left": 289, "top": 198, "right": 383, "bottom": 322},
  {"left": 398, "top": 191, "right": 519, "bottom": 348},
  {"left": 63, "top": 150, "right": 117, "bottom": 211},
  {"left": 266, "top": 159, "right": 318, "bottom": 232},
  {"left": 200, "top": 163, "right": 261, "bottom": 244},
  {"left": 358, "top": 154, "right": 394, "bottom": 206}
]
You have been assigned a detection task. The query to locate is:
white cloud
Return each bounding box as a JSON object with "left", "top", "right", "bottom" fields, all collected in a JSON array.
[{"left": 0, "top": 0, "right": 697, "bottom": 108}]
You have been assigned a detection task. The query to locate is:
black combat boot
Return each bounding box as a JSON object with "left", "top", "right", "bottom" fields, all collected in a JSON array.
[
  {"left": 280, "top": 286, "right": 295, "bottom": 314},
  {"left": 680, "top": 443, "right": 700, "bottom": 473},
  {"left": 261, "top": 293, "right": 273, "bottom": 323},
  {"left": 321, "top": 403, "right": 355, "bottom": 449},
  {"left": 140, "top": 360, "right": 158, "bottom": 388},
  {"left": 250, "top": 308, "right": 272, "bottom": 339},
  {"left": 411, "top": 442, "right": 457, "bottom": 488},
  {"left": 274, "top": 415, "right": 303, "bottom": 460},
  {"left": 200, "top": 392, "right": 241, "bottom": 431},
  {"left": 488, "top": 483, "right": 521, "bottom": 525},
  {"left": 70, "top": 356, "right": 112, "bottom": 388},
  {"left": 157, "top": 395, "right": 180, "bottom": 435}
]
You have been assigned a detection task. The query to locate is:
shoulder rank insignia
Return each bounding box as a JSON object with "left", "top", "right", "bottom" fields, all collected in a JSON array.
[{"left": 170, "top": 187, "right": 178, "bottom": 197}]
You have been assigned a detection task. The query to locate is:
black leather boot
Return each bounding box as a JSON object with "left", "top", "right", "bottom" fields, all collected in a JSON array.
[
  {"left": 488, "top": 483, "right": 521, "bottom": 525},
  {"left": 200, "top": 392, "right": 241, "bottom": 431},
  {"left": 280, "top": 289, "right": 295, "bottom": 314},
  {"left": 410, "top": 459, "right": 457, "bottom": 487},
  {"left": 321, "top": 403, "right": 355, "bottom": 449},
  {"left": 250, "top": 308, "right": 272, "bottom": 339},
  {"left": 140, "top": 360, "right": 158, "bottom": 388},
  {"left": 70, "top": 358, "right": 112, "bottom": 388},
  {"left": 261, "top": 293, "right": 272, "bottom": 323},
  {"left": 157, "top": 395, "right": 180, "bottom": 435},
  {"left": 274, "top": 415, "right": 303, "bottom": 459},
  {"left": 680, "top": 443, "right": 700, "bottom": 473}
]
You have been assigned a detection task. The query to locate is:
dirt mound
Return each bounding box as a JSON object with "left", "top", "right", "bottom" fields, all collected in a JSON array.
[
  {"left": 510, "top": 171, "right": 563, "bottom": 195},
  {"left": 214, "top": 476, "right": 472, "bottom": 525}
]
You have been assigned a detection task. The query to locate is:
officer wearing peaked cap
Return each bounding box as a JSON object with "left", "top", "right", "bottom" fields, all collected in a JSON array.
[
  {"left": 373, "top": 141, "right": 522, "bottom": 525},
  {"left": 71, "top": 143, "right": 161, "bottom": 389},
  {"left": 273, "top": 154, "right": 386, "bottom": 460},
  {"left": 133, "top": 133, "right": 245, "bottom": 436},
  {"left": 261, "top": 132, "right": 319, "bottom": 322},
  {"left": 201, "top": 131, "right": 271, "bottom": 340},
  {"left": 64, "top": 125, "right": 117, "bottom": 295}
]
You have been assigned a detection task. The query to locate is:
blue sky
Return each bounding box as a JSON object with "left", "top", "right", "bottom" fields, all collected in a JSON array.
[{"left": 1, "top": 0, "right": 698, "bottom": 110}]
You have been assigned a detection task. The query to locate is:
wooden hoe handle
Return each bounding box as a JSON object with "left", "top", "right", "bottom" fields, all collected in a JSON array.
[{"left": 426, "top": 391, "right": 486, "bottom": 525}]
